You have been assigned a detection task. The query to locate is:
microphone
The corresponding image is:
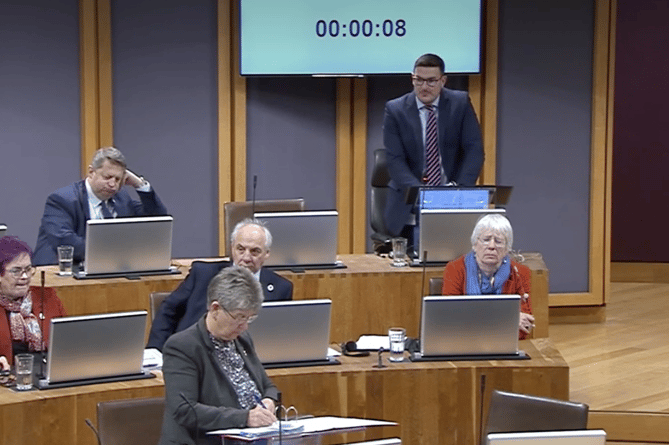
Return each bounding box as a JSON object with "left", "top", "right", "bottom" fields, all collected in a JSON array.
[
  {"left": 39, "top": 270, "right": 46, "bottom": 378},
  {"left": 251, "top": 175, "right": 258, "bottom": 217},
  {"left": 478, "top": 374, "right": 487, "bottom": 444},
  {"left": 179, "top": 392, "right": 200, "bottom": 444},
  {"left": 84, "top": 418, "right": 102, "bottom": 445},
  {"left": 277, "top": 391, "right": 283, "bottom": 444}
]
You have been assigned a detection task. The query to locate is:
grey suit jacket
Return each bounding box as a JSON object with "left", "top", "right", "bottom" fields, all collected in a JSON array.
[{"left": 159, "top": 316, "right": 279, "bottom": 445}]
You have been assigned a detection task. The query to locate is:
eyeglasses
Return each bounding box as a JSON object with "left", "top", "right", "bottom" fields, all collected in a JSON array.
[
  {"left": 412, "top": 75, "right": 443, "bottom": 87},
  {"left": 6, "top": 266, "right": 36, "bottom": 279},
  {"left": 222, "top": 307, "right": 258, "bottom": 324},
  {"left": 478, "top": 236, "right": 506, "bottom": 247}
]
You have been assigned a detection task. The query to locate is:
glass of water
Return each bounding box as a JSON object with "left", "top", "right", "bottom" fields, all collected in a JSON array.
[
  {"left": 57, "top": 245, "right": 74, "bottom": 276},
  {"left": 14, "top": 354, "right": 34, "bottom": 391},
  {"left": 388, "top": 327, "right": 406, "bottom": 362}
]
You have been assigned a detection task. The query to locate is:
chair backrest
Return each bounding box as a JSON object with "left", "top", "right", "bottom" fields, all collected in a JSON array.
[
  {"left": 481, "top": 390, "right": 589, "bottom": 445},
  {"left": 370, "top": 148, "right": 391, "bottom": 236},
  {"left": 96, "top": 397, "right": 165, "bottom": 445},
  {"left": 223, "top": 199, "right": 306, "bottom": 257},
  {"left": 149, "top": 291, "right": 170, "bottom": 321},
  {"left": 428, "top": 277, "right": 443, "bottom": 295}
]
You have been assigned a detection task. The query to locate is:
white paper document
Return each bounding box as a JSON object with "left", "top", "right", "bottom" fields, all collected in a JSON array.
[
  {"left": 355, "top": 335, "right": 390, "bottom": 351},
  {"left": 208, "top": 416, "right": 396, "bottom": 440}
]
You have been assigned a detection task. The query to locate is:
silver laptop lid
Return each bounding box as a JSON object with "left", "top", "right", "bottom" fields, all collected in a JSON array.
[
  {"left": 45, "top": 311, "right": 147, "bottom": 383},
  {"left": 247, "top": 299, "right": 331, "bottom": 364},
  {"left": 420, "top": 295, "right": 520, "bottom": 356},
  {"left": 0, "top": 224, "right": 6, "bottom": 237},
  {"left": 254, "top": 211, "right": 337, "bottom": 267},
  {"left": 84, "top": 216, "right": 173, "bottom": 274},
  {"left": 487, "top": 430, "right": 606, "bottom": 445},
  {"left": 419, "top": 208, "right": 505, "bottom": 263}
]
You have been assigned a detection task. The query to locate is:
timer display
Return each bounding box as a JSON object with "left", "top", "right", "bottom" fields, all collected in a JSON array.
[{"left": 240, "top": 0, "right": 481, "bottom": 75}]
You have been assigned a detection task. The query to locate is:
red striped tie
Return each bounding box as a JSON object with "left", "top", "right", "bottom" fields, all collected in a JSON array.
[{"left": 424, "top": 105, "right": 442, "bottom": 186}]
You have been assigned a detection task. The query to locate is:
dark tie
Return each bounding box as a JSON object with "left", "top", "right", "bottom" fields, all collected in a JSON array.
[
  {"left": 100, "top": 199, "right": 115, "bottom": 219},
  {"left": 424, "top": 105, "right": 442, "bottom": 186}
]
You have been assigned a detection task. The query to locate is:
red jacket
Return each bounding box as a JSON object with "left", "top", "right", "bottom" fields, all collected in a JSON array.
[
  {"left": 0, "top": 286, "right": 66, "bottom": 366},
  {"left": 442, "top": 256, "right": 532, "bottom": 339}
]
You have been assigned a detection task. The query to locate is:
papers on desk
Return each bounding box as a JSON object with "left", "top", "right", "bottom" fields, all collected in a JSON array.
[
  {"left": 142, "top": 348, "right": 163, "bottom": 370},
  {"left": 209, "top": 416, "right": 396, "bottom": 441},
  {"left": 355, "top": 335, "right": 390, "bottom": 351}
]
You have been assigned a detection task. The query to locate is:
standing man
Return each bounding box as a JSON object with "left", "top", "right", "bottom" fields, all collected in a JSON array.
[
  {"left": 383, "top": 53, "right": 484, "bottom": 242},
  {"left": 147, "top": 218, "right": 292, "bottom": 351},
  {"left": 33, "top": 147, "right": 168, "bottom": 265}
]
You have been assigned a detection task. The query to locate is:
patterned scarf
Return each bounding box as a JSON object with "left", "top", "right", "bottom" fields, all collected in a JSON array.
[
  {"left": 0, "top": 290, "right": 43, "bottom": 352},
  {"left": 464, "top": 251, "right": 511, "bottom": 295}
]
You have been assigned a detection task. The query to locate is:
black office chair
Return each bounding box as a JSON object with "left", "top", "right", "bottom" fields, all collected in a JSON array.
[
  {"left": 481, "top": 390, "right": 589, "bottom": 445},
  {"left": 370, "top": 148, "right": 393, "bottom": 254}
]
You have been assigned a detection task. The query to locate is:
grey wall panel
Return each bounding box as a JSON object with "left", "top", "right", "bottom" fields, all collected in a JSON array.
[
  {"left": 497, "top": 1, "right": 594, "bottom": 292},
  {"left": 246, "top": 77, "right": 337, "bottom": 211},
  {"left": 111, "top": 0, "right": 218, "bottom": 257},
  {"left": 0, "top": 0, "right": 80, "bottom": 248}
]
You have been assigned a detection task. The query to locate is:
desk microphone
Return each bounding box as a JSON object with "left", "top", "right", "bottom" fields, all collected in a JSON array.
[
  {"left": 180, "top": 392, "right": 200, "bottom": 444},
  {"left": 84, "top": 418, "right": 102, "bottom": 445},
  {"left": 39, "top": 270, "right": 46, "bottom": 378},
  {"left": 251, "top": 175, "right": 258, "bottom": 216}
]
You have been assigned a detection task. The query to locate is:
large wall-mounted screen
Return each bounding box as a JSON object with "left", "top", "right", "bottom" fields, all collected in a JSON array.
[{"left": 240, "top": 0, "right": 481, "bottom": 76}]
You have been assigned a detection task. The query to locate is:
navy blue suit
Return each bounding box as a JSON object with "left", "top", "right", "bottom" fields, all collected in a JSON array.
[
  {"left": 383, "top": 88, "right": 484, "bottom": 236},
  {"left": 33, "top": 180, "right": 168, "bottom": 265},
  {"left": 147, "top": 260, "right": 293, "bottom": 351}
]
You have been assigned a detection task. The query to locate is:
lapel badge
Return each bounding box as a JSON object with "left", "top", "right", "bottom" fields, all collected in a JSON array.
[{"left": 267, "top": 284, "right": 274, "bottom": 292}]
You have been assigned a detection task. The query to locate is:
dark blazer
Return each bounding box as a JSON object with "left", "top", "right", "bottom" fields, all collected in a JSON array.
[
  {"left": 147, "top": 260, "right": 293, "bottom": 351},
  {"left": 159, "top": 316, "right": 279, "bottom": 445},
  {"left": 382, "top": 88, "right": 484, "bottom": 236},
  {"left": 32, "top": 179, "right": 168, "bottom": 265}
]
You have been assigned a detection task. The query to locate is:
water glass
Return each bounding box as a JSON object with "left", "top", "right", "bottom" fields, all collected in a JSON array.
[
  {"left": 391, "top": 237, "right": 408, "bottom": 267},
  {"left": 57, "top": 245, "right": 74, "bottom": 276},
  {"left": 15, "top": 354, "right": 34, "bottom": 391},
  {"left": 388, "top": 327, "right": 406, "bottom": 362}
]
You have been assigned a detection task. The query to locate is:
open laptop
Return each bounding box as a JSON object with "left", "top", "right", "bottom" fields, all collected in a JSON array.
[
  {"left": 254, "top": 211, "right": 343, "bottom": 271},
  {"left": 75, "top": 215, "right": 179, "bottom": 279},
  {"left": 38, "top": 311, "right": 154, "bottom": 389},
  {"left": 414, "top": 208, "right": 506, "bottom": 266},
  {"left": 246, "top": 299, "right": 339, "bottom": 368},
  {"left": 487, "top": 430, "right": 606, "bottom": 445},
  {"left": 411, "top": 295, "right": 528, "bottom": 361}
]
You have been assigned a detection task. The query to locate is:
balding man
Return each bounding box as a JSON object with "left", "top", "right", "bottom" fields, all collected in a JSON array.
[{"left": 147, "top": 218, "right": 292, "bottom": 351}]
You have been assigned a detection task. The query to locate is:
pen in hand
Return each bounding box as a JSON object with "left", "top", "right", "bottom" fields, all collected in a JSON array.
[{"left": 254, "top": 394, "right": 267, "bottom": 409}]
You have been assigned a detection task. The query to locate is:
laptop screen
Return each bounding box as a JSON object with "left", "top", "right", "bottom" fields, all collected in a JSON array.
[
  {"left": 44, "top": 311, "right": 147, "bottom": 385},
  {"left": 84, "top": 216, "right": 173, "bottom": 275},
  {"left": 254, "top": 211, "right": 338, "bottom": 267},
  {"left": 487, "top": 430, "right": 606, "bottom": 445},
  {"left": 246, "top": 299, "right": 332, "bottom": 365},
  {"left": 420, "top": 295, "right": 520, "bottom": 357}
]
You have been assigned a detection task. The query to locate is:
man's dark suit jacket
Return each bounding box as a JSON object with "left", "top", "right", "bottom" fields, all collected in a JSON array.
[
  {"left": 147, "top": 260, "right": 293, "bottom": 351},
  {"left": 159, "top": 316, "right": 279, "bottom": 445},
  {"left": 382, "top": 88, "right": 484, "bottom": 236},
  {"left": 33, "top": 179, "right": 168, "bottom": 265}
]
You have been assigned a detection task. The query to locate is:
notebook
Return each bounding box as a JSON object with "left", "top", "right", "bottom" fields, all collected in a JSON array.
[
  {"left": 38, "top": 311, "right": 153, "bottom": 389},
  {"left": 487, "top": 430, "right": 606, "bottom": 445},
  {"left": 254, "top": 211, "right": 342, "bottom": 270},
  {"left": 76, "top": 215, "right": 178, "bottom": 279},
  {"left": 414, "top": 208, "right": 506, "bottom": 265},
  {"left": 246, "top": 299, "right": 338, "bottom": 368},
  {"left": 411, "top": 295, "right": 528, "bottom": 361}
]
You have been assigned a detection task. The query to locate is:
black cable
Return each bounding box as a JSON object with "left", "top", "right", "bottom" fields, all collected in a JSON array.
[{"left": 179, "top": 392, "right": 200, "bottom": 444}]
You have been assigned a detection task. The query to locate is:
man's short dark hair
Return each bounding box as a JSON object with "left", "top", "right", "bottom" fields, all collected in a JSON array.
[{"left": 413, "top": 54, "right": 445, "bottom": 75}]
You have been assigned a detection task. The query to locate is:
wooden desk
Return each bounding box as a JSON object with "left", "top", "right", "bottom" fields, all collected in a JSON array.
[
  {"left": 0, "top": 339, "right": 567, "bottom": 445},
  {"left": 39, "top": 253, "right": 549, "bottom": 342}
]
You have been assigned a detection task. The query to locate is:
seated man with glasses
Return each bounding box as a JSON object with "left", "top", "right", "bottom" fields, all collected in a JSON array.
[
  {"left": 441, "top": 214, "right": 534, "bottom": 339},
  {"left": 160, "top": 266, "right": 279, "bottom": 443},
  {"left": 0, "top": 236, "right": 66, "bottom": 371},
  {"left": 148, "top": 218, "right": 292, "bottom": 351},
  {"left": 383, "top": 53, "right": 484, "bottom": 248}
]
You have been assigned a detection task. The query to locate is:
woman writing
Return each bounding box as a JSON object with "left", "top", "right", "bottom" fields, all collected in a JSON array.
[
  {"left": 160, "top": 266, "right": 278, "bottom": 445},
  {"left": 442, "top": 214, "right": 534, "bottom": 339},
  {"left": 0, "top": 236, "right": 66, "bottom": 371}
]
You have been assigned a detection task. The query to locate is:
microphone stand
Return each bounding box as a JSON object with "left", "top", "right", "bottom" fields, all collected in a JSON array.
[
  {"left": 180, "top": 393, "right": 200, "bottom": 444},
  {"left": 251, "top": 175, "right": 257, "bottom": 217},
  {"left": 39, "top": 270, "right": 46, "bottom": 378}
]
